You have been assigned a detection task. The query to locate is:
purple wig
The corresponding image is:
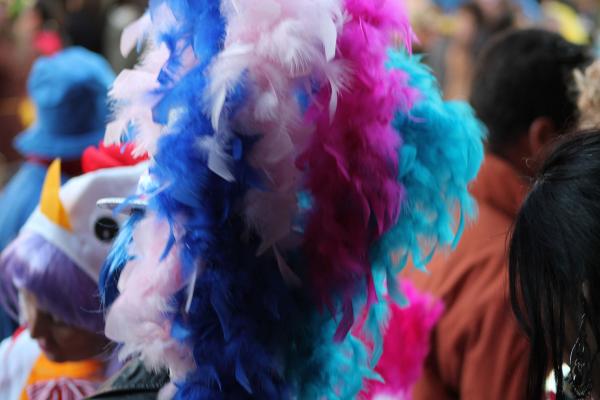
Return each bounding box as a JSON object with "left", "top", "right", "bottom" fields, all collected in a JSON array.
[{"left": 0, "top": 231, "right": 104, "bottom": 333}]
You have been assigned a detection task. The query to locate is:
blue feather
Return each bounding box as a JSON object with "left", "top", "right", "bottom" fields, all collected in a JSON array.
[
  {"left": 103, "top": 2, "right": 484, "bottom": 398},
  {"left": 131, "top": 2, "right": 302, "bottom": 397},
  {"left": 99, "top": 210, "right": 144, "bottom": 307},
  {"left": 366, "top": 50, "right": 485, "bottom": 365}
]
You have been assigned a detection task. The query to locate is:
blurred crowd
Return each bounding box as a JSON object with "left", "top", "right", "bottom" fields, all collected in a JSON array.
[
  {"left": 409, "top": 0, "right": 600, "bottom": 99},
  {"left": 1, "top": 0, "right": 598, "bottom": 169},
  {"left": 1, "top": 1, "right": 600, "bottom": 399},
  {"left": 0, "top": 0, "right": 144, "bottom": 170}
]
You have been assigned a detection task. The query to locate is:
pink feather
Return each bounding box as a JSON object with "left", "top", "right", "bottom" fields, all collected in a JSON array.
[
  {"left": 204, "top": 0, "right": 346, "bottom": 255},
  {"left": 104, "top": 215, "right": 195, "bottom": 381},
  {"left": 105, "top": 43, "right": 169, "bottom": 157},
  {"left": 119, "top": 12, "right": 151, "bottom": 58},
  {"left": 106, "top": 3, "right": 198, "bottom": 157},
  {"left": 363, "top": 280, "right": 444, "bottom": 399},
  {"left": 297, "top": 0, "right": 418, "bottom": 338}
]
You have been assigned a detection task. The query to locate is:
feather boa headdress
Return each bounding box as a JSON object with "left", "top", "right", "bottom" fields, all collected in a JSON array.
[{"left": 101, "top": 0, "right": 484, "bottom": 398}]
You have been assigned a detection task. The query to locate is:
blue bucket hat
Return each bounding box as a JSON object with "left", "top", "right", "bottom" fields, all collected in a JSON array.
[{"left": 14, "top": 47, "right": 115, "bottom": 159}]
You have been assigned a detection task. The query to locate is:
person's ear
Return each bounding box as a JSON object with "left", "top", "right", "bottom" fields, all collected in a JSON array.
[{"left": 528, "top": 117, "right": 558, "bottom": 156}]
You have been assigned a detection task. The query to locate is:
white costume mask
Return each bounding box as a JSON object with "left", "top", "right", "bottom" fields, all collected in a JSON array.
[{"left": 22, "top": 160, "right": 146, "bottom": 282}]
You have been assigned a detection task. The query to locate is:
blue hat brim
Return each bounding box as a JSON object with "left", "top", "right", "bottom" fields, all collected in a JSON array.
[{"left": 14, "top": 124, "right": 105, "bottom": 159}]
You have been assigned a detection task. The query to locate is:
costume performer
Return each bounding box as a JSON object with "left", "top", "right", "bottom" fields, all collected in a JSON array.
[
  {"left": 0, "top": 46, "right": 114, "bottom": 340},
  {"left": 100, "top": 1, "right": 484, "bottom": 398},
  {"left": 0, "top": 147, "right": 145, "bottom": 400}
]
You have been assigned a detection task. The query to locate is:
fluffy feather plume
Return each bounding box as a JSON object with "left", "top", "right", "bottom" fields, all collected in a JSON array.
[
  {"left": 362, "top": 280, "right": 443, "bottom": 399},
  {"left": 105, "top": 0, "right": 217, "bottom": 157},
  {"left": 364, "top": 52, "right": 484, "bottom": 365},
  {"left": 297, "top": 0, "right": 418, "bottom": 340},
  {"left": 104, "top": 43, "right": 169, "bottom": 156},
  {"left": 103, "top": 0, "right": 231, "bottom": 389},
  {"left": 371, "top": 51, "right": 484, "bottom": 289},
  {"left": 102, "top": 0, "right": 384, "bottom": 396},
  {"left": 102, "top": 0, "right": 322, "bottom": 397},
  {"left": 284, "top": 305, "right": 378, "bottom": 399},
  {"left": 205, "top": 0, "right": 345, "bottom": 253},
  {"left": 146, "top": 71, "right": 373, "bottom": 397},
  {"left": 99, "top": 210, "right": 141, "bottom": 309},
  {"left": 104, "top": 3, "right": 178, "bottom": 156},
  {"left": 100, "top": 1, "right": 486, "bottom": 399},
  {"left": 104, "top": 214, "right": 195, "bottom": 381},
  {"left": 150, "top": 127, "right": 300, "bottom": 398}
]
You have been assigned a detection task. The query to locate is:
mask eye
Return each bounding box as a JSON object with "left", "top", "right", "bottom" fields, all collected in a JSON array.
[{"left": 94, "top": 217, "right": 119, "bottom": 242}]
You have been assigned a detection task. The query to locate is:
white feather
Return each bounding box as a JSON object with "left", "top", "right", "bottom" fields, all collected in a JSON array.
[
  {"left": 120, "top": 12, "right": 151, "bottom": 57},
  {"left": 205, "top": 43, "right": 254, "bottom": 131},
  {"left": 197, "top": 136, "right": 235, "bottom": 182},
  {"left": 254, "top": 89, "right": 279, "bottom": 122},
  {"left": 319, "top": 13, "right": 338, "bottom": 61},
  {"left": 202, "top": 0, "right": 347, "bottom": 256}
]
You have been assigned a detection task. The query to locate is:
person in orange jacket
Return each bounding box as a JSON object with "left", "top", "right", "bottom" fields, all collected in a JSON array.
[{"left": 405, "top": 28, "right": 591, "bottom": 400}]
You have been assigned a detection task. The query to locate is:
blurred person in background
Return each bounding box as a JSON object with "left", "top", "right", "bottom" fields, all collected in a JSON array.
[
  {"left": 405, "top": 29, "right": 590, "bottom": 400},
  {"left": 13, "top": 0, "right": 107, "bottom": 56},
  {"left": 418, "top": 0, "right": 515, "bottom": 99},
  {"left": 541, "top": 0, "right": 590, "bottom": 45},
  {"left": 1, "top": 0, "right": 67, "bottom": 187},
  {"left": 0, "top": 0, "right": 66, "bottom": 344},
  {"left": 0, "top": 0, "right": 66, "bottom": 173},
  {"left": 574, "top": 58, "right": 600, "bottom": 130},
  {"left": 443, "top": 3, "right": 486, "bottom": 99},
  {"left": 0, "top": 2, "right": 30, "bottom": 170},
  {"left": 572, "top": 0, "right": 599, "bottom": 38},
  {"left": 103, "top": 0, "right": 144, "bottom": 71},
  {"left": 13, "top": 0, "right": 65, "bottom": 59},
  {"left": 0, "top": 47, "right": 114, "bottom": 340},
  {"left": 62, "top": 0, "right": 106, "bottom": 54},
  {"left": 0, "top": 148, "right": 144, "bottom": 400},
  {"left": 0, "top": 0, "right": 139, "bottom": 185},
  {"left": 508, "top": 131, "right": 600, "bottom": 400},
  {"left": 415, "top": 0, "right": 598, "bottom": 99}
]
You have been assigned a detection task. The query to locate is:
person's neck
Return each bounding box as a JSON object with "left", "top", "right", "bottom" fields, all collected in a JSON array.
[{"left": 488, "top": 145, "right": 535, "bottom": 179}]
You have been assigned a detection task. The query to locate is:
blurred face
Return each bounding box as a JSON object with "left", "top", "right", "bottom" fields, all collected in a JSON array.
[
  {"left": 21, "top": 290, "right": 108, "bottom": 362},
  {"left": 454, "top": 9, "right": 479, "bottom": 45},
  {"left": 476, "top": 0, "right": 508, "bottom": 20}
]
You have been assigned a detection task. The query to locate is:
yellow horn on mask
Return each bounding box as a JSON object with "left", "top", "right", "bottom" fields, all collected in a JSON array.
[{"left": 40, "top": 159, "right": 72, "bottom": 231}]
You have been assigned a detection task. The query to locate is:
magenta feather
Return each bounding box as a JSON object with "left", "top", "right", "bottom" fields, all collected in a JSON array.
[
  {"left": 363, "top": 280, "right": 444, "bottom": 399},
  {"left": 297, "top": 0, "right": 418, "bottom": 339}
]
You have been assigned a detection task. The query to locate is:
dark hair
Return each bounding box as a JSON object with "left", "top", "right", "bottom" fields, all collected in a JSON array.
[
  {"left": 509, "top": 130, "right": 600, "bottom": 399},
  {"left": 470, "top": 29, "right": 590, "bottom": 155}
]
